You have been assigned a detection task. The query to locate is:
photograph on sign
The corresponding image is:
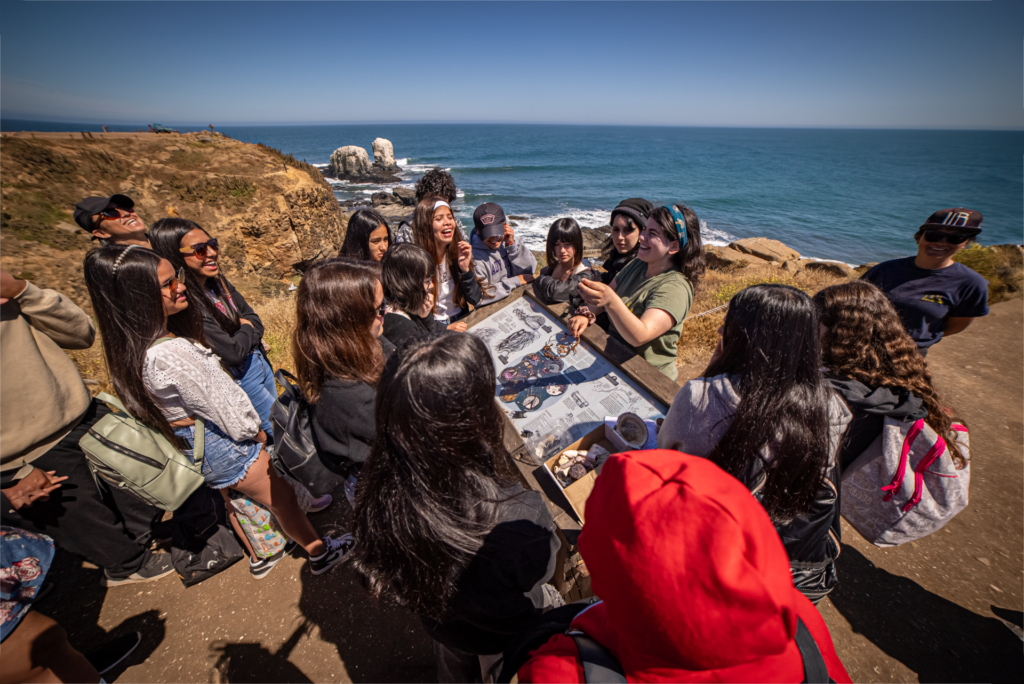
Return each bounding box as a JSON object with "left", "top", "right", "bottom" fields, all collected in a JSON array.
[{"left": 470, "top": 297, "right": 665, "bottom": 462}]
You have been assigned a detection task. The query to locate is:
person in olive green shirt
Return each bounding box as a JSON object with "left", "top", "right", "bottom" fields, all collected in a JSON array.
[{"left": 570, "top": 203, "right": 706, "bottom": 381}]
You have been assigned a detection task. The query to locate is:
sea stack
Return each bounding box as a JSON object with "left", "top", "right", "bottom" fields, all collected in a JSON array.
[
  {"left": 325, "top": 141, "right": 400, "bottom": 182},
  {"left": 372, "top": 137, "right": 400, "bottom": 174}
]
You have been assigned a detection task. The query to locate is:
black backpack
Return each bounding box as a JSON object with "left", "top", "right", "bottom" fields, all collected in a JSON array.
[
  {"left": 169, "top": 488, "right": 244, "bottom": 588},
  {"left": 269, "top": 369, "right": 345, "bottom": 497},
  {"left": 498, "top": 599, "right": 834, "bottom": 683}
]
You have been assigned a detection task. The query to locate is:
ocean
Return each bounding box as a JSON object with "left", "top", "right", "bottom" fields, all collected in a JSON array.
[{"left": 4, "top": 121, "right": 1021, "bottom": 263}]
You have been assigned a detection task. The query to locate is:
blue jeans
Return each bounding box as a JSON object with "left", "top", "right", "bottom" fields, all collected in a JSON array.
[{"left": 236, "top": 350, "right": 276, "bottom": 437}]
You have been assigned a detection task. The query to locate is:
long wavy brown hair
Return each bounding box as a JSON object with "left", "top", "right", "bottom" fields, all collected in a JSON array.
[
  {"left": 813, "top": 281, "right": 967, "bottom": 468},
  {"left": 410, "top": 195, "right": 492, "bottom": 309},
  {"left": 293, "top": 258, "right": 385, "bottom": 402}
]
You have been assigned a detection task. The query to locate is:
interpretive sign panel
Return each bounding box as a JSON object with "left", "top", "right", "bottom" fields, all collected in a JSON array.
[{"left": 469, "top": 296, "right": 665, "bottom": 462}]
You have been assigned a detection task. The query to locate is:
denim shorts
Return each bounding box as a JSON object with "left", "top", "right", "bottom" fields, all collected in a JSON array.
[{"left": 173, "top": 421, "right": 262, "bottom": 490}]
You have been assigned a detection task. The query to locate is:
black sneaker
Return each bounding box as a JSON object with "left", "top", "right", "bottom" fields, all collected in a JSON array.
[
  {"left": 308, "top": 533, "right": 354, "bottom": 576},
  {"left": 249, "top": 545, "right": 290, "bottom": 580},
  {"left": 84, "top": 631, "right": 142, "bottom": 675},
  {"left": 102, "top": 553, "right": 175, "bottom": 587}
]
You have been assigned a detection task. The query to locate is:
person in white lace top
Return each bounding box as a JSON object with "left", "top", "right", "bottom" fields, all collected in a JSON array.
[{"left": 84, "top": 245, "right": 352, "bottom": 576}]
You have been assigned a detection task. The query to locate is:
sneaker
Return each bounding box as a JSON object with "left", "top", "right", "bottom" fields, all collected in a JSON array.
[
  {"left": 85, "top": 631, "right": 142, "bottom": 675},
  {"left": 102, "top": 553, "right": 175, "bottom": 587},
  {"left": 308, "top": 533, "right": 354, "bottom": 576},
  {"left": 306, "top": 493, "right": 333, "bottom": 513},
  {"left": 249, "top": 547, "right": 290, "bottom": 580}
]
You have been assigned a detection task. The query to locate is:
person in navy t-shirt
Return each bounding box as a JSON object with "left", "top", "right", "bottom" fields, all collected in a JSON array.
[{"left": 862, "top": 208, "right": 989, "bottom": 356}]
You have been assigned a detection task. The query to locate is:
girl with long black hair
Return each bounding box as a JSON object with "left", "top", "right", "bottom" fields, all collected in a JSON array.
[
  {"left": 410, "top": 195, "right": 486, "bottom": 325},
  {"left": 532, "top": 218, "right": 601, "bottom": 308},
  {"left": 149, "top": 219, "right": 277, "bottom": 439},
  {"left": 657, "top": 284, "right": 851, "bottom": 603},
  {"left": 84, "top": 245, "right": 351, "bottom": 577},
  {"left": 570, "top": 203, "right": 706, "bottom": 381},
  {"left": 338, "top": 209, "right": 392, "bottom": 262},
  {"left": 350, "top": 333, "right": 561, "bottom": 682},
  {"left": 380, "top": 243, "right": 458, "bottom": 347}
]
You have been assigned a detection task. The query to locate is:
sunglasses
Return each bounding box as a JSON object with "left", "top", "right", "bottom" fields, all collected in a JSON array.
[
  {"left": 376, "top": 297, "right": 388, "bottom": 317},
  {"left": 161, "top": 267, "right": 186, "bottom": 293},
  {"left": 922, "top": 230, "right": 972, "bottom": 245},
  {"left": 179, "top": 238, "right": 220, "bottom": 258}
]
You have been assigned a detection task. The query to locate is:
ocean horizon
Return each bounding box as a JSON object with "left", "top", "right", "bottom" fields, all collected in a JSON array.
[{"left": 4, "top": 119, "right": 1021, "bottom": 264}]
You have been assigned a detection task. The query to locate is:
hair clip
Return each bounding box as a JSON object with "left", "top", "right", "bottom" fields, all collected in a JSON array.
[
  {"left": 111, "top": 244, "right": 139, "bottom": 276},
  {"left": 666, "top": 205, "right": 688, "bottom": 249}
]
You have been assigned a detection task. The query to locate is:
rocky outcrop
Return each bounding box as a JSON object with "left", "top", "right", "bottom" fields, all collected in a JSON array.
[
  {"left": 393, "top": 186, "right": 416, "bottom": 206},
  {"left": 0, "top": 131, "right": 347, "bottom": 307},
  {"left": 803, "top": 261, "right": 858, "bottom": 279},
  {"left": 729, "top": 237, "right": 801, "bottom": 262},
  {"left": 705, "top": 245, "right": 770, "bottom": 269},
  {"left": 372, "top": 138, "right": 400, "bottom": 174},
  {"left": 324, "top": 141, "right": 401, "bottom": 183}
]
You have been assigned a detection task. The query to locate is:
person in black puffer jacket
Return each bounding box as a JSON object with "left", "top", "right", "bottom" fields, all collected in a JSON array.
[
  {"left": 381, "top": 243, "right": 454, "bottom": 347},
  {"left": 532, "top": 218, "right": 600, "bottom": 310}
]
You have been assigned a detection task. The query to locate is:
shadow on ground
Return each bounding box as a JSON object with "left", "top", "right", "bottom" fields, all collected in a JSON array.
[
  {"left": 41, "top": 550, "right": 166, "bottom": 680},
  {"left": 830, "top": 547, "right": 1023, "bottom": 683}
]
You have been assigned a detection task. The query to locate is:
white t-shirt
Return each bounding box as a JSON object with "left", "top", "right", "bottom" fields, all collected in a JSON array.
[{"left": 434, "top": 256, "right": 462, "bottom": 321}]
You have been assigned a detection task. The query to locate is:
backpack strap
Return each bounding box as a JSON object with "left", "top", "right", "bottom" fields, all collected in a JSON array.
[
  {"left": 794, "top": 617, "right": 832, "bottom": 684},
  {"left": 567, "top": 631, "right": 626, "bottom": 683}
]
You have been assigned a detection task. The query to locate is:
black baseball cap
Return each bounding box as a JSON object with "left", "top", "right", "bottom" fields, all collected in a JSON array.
[
  {"left": 73, "top": 194, "right": 135, "bottom": 232},
  {"left": 473, "top": 202, "right": 507, "bottom": 240},
  {"left": 610, "top": 198, "right": 654, "bottom": 230},
  {"left": 918, "top": 208, "right": 982, "bottom": 236}
]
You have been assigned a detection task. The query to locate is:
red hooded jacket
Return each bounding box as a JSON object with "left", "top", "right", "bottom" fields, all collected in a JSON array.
[{"left": 519, "top": 450, "right": 851, "bottom": 683}]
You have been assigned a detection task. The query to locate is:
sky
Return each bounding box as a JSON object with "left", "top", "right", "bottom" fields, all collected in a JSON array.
[{"left": 1, "top": 0, "right": 1021, "bottom": 129}]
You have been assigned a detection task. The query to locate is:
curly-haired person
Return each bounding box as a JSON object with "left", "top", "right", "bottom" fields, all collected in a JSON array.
[
  {"left": 394, "top": 167, "right": 463, "bottom": 244},
  {"left": 814, "top": 280, "right": 968, "bottom": 472}
]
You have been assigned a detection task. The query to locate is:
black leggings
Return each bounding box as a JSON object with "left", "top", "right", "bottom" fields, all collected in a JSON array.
[{"left": 1, "top": 400, "right": 162, "bottom": 577}]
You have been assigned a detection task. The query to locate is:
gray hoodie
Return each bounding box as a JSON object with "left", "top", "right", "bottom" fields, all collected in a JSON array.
[
  {"left": 657, "top": 373, "right": 851, "bottom": 469},
  {"left": 470, "top": 231, "right": 538, "bottom": 306}
]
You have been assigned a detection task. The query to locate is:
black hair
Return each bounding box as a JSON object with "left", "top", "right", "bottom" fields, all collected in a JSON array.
[
  {"left": 414, "top": 168, "right": 458, "bottom": 203},
  {"left": 84, "top": 245, "right": 207, "bottom": 446},
  {"left": 648, "top": 203, "right": 706, "bottom": 288},
  {"left": 149, "top": 218, "right": 241, "bottom": 338},
  {"left": 702, "top": 284, "right": 833, "bottom": 525},
  {"left": 339, "top": 209, "right": 392, "bottom": 261},
  {"left": 349, "top": 333, "right": 518, "bottom": 618},
  {"left": 381, "top": 243, "right": 433, "bottom": 316},
  {"left": 545, "top": 218, "right": 584, "bottom": 270}
]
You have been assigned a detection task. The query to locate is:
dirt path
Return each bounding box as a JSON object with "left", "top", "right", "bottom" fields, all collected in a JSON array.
[{"left": 39, "top": 302, "right": 1022, "bottom": 682}]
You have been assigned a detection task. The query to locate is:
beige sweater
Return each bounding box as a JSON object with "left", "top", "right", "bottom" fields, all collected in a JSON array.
[{"left": 1, "top": 282, "right": 95, "bottom": 475}]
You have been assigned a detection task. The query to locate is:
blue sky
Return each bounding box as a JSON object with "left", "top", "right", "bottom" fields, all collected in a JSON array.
[{"left": 1, "top": 0, "right": 1021, "bottom": 129}]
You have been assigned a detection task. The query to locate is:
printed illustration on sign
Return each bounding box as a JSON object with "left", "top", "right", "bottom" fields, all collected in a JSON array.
[{"left": 496, "top": 329, "right": 536, "bottom": 364}]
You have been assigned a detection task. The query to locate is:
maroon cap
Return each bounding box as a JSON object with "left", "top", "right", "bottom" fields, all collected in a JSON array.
[{"left": 919, "top": 208, "right": 982, "bottom": 235}]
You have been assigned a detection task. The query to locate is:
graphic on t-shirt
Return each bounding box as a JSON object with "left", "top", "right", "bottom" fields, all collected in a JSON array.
[{"left": 921, "top": 294, "right": 950, "bottom": 305}]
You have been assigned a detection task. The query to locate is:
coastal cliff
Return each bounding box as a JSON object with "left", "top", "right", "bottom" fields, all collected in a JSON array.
[{"left": 0, "top": 130, "right": 348, "bottom": 306}]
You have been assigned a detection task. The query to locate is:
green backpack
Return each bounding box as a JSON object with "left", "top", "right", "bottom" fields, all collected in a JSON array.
[{"left": 79, "top": 338, "right": 207, "bottom": 511}]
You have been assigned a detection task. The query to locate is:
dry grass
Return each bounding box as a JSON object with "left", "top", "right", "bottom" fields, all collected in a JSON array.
[{"left": 675, "top": 264, "right": 854, "bottom": 378}]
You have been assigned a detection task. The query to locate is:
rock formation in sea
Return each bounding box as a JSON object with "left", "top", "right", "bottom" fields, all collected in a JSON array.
[{"left": 325, "top": 139, "right": 401, "bottom": 183}]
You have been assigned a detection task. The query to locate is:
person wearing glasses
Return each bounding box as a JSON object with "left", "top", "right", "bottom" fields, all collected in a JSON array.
[
  {"left": 293, "top": 258, "right": 392, "bottom": 486},
  {"left": 73, "top": 194, "right": 150, "bottom": 246},
  {"left": 83, "top": 245, "right": 353, "bottom": 577},
  {"left": 149, "top": 219, "right": 279, "bottom": 440},
  {"left": 862, "top": 208, "right": 990, "bottom": 356}
]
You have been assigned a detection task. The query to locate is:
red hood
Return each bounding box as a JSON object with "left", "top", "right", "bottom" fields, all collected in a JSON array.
[{"left": 565, "top": 450, "right": 848, "bottom": 681}]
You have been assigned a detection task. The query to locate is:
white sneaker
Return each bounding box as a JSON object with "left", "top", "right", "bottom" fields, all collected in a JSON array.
[
  {"left": 306, "top": 494, "right": 332, "bottom": 513},
  {"left": 308, "top": 533, "right": 354, "bottom": 576}
]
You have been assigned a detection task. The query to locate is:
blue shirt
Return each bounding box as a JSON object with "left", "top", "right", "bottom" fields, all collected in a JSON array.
[{"left": 862, "top": 257, "right": 989, "bottom": 349}]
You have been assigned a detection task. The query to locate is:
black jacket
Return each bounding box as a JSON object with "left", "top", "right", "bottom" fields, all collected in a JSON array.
[
  {"left": 420, "top": 486, "right": 560, "bottom": 655},
  {"left": 382, "top": 311, "right": 448, "bottom": 349},
  {"left": 201, "top": 278, "right": 263, "bottom": 370},
  {"left": 828, "top": 375, "right": 927, "bottom": 471},
  {"left": 601, "top": 251, "right": 635, "bottom": 285},
  {"left": 532, "top": 264, "right": 601, "bottom": 310}
]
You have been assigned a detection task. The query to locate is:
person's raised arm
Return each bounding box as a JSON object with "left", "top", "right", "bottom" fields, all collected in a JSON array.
[
  {"left": 2, "top": 271, "right": 95, "bottom": 350},
  {"left": 942, "top": 316, "right": 975, "bottom": 337},
  {"left": 578, "top": 278, "right": 675, "bottom": 347}
]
